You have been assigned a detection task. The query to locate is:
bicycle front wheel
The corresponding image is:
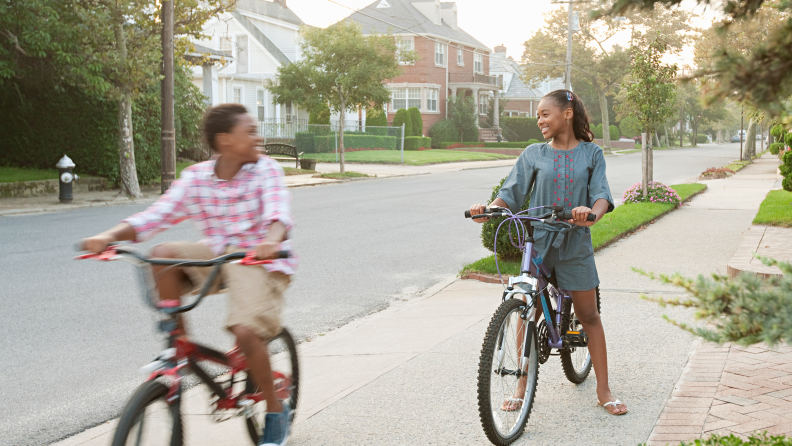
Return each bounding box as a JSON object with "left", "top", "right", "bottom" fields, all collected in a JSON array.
[
  {"left": 477, "top": 298, "right": 539, "bottom": 446},
  {"left": 559, "top": 287, "right": 600, "bottom": 384},
  {"left": 245, "top": 327, "right": 300, "bottom": 444},
  {"left": 111, "top": 380, "right": 182, "bottom": 446}
]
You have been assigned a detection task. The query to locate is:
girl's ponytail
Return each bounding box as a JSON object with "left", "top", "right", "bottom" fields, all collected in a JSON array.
[{"left": 543, "top": 90, "right": 593, "bottom": 143}]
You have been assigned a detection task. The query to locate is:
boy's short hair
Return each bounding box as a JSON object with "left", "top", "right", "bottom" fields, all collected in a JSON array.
[{"left": 202, "top": 103, "right": 249, "bottom": 152}]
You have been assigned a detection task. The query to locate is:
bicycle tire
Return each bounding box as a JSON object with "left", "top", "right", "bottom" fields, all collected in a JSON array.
[
  {"left": 244, "top": 328, "right": 300, "bottom": 445},
  {"left": 111, "top": 380, "right": 182, "bottom": 446},
  {"left": 559, "top": 287, "right": 600, "bottom": 384},
  {"left": 477, "top": 298, "right": 539, "bottom": 446}
]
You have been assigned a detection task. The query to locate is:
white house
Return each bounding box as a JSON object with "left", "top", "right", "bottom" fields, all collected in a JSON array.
[{"left": 190, "top": 0, "right": 308, "bottom": 132}]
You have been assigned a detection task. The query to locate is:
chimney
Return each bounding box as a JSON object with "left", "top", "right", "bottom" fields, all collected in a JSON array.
[{"left": 494, "top": 45, "right": 507, "bottom": 55}]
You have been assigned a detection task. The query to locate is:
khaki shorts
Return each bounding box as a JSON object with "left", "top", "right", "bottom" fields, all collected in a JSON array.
[{"left": 162, "top": 241, "right": 290, "bottom": 340}]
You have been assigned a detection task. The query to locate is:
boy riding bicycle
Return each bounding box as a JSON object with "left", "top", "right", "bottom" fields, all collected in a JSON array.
[{"left": 81, "top": 104, "right": 296, "bottom": 446}]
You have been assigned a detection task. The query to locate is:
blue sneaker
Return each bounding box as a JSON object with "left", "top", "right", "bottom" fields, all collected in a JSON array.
[{"left": 259, "top": 400, "right": 291, "bottom": 446}]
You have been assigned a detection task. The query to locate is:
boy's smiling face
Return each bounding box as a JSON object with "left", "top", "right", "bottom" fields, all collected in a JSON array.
[{"left": 215, "top": 113, "right": 262, "bottom": 163}]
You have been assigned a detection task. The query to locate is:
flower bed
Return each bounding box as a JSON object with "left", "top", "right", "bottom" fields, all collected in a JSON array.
[{"left": 622, "top": 181, "right": 681, "bottom": 204}]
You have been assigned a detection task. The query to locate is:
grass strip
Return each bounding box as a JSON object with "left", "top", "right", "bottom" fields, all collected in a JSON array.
[
  {"left": 0, "top": 166, "right": 60, "bottom": 183},
  {"left": 313, "top": 171, "right": 369, "bottom": 180},
  {"left": 460, "top": 183, "right": 707, "bottom": 277},
  {"left": 752, "top": 189, "right": 792, "bottom": 228},
  {"left": 302, "top": 149, "right": 515, "bottom": 165}
]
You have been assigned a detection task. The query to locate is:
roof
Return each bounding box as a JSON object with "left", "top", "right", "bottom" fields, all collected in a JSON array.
[
  {"left": 235, "top": 0, "right": 304, "bottom": 26},
  {"left": 343, "top": 0, "right": 490, "bottom": 52},
  {"left": 231, "top": 10, "right": 292, "bottom": 65},
  {"left": 489, "top": 53, "right": 543, "bottom": 100},
  {"left": 190, "top": 43, "right": 232, "bottom": 59}
]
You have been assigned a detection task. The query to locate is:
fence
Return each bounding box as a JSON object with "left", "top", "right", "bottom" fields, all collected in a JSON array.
[{"left": 257, "top": 118, "right": 309, "bottom": 140}]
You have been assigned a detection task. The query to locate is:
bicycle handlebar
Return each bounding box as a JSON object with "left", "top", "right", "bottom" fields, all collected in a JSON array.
[{"left": 464, "top": 206, "right": 595, "bottom": 222}]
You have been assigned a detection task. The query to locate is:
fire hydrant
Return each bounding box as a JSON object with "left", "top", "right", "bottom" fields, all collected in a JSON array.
[{"left": 56, "top": 155, "right": 78, "bottom": 203}]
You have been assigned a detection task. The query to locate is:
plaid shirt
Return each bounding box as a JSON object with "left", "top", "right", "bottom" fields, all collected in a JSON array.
[{"left": 124, "top": 155, "right": 297, "bottom": 275}]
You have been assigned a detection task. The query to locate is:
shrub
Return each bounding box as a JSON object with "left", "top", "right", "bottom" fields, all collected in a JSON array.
[
  {"left": 365, "top": 108, "right": 388, "bottom": 127},
  {"left": 771, "top": 124, "right": 785, "bottom": 142},
  {"left": 781, "top": 151, "right": 792, "bottom": 191},
  {"left": 619, "top": 116, "right": 641, "bottom": 137},
  {"left": 481, "top": 176, "right": 532, "bottom": 261},
  {"left": 392, "top": 109, "right": 412, "bottom": 137},
  {"left": 609, "top": 124, "right": 620, "bottom": 140},
  {"left": 295, "top": 132, "right": 315, "bottom": 153},
  {"left": 700, "top": 167, "right": 735, "bottom": 179},
  {"left": 786, "top": 132, "right": 792, "bottom": 147},
  {"left": 501, "top": 117, "right": 544, "bottom": 141},
  {"left": 527, "top": 139, "right": 540, "bottom": 144},
  {"left": 483, "top": 142, "right": 536, "bottom": 148},
  {"left": 592, "top": 124, "right": 603, "bottom": 139},
  {"left": 428, "top": 119, "right": 459, "bottom": 147},
  {"left": 408, "top": 107, "right": 423, "bottom": 136},
  {"left": 403, "top": 136, "right": 432, "bottom": 150},
  {"left": 622, "top": 181, "right": 681, "bottom": 204},
  {"left": 770, "top": 142, "right": 784, "bottom": 155},
  {"left": 688, "top": 133, "right": 708, "bottom": 144}
]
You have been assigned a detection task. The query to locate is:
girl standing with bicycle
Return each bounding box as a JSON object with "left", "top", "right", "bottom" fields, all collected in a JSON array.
[
  {"left": 82, "top": 104, "right": 297, "bottom": 445},
  {"left": 469, "top": 90, "right": 627, "bottom": 416}
]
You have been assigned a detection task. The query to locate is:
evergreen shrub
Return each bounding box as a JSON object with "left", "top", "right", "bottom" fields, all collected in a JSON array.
[
  {"left": 408, "top": 107, "right": 423, "bottom": 136},
  {"left": 365, "top": 108, "right": 388, "bottom": 127},
  {"left": 428, "top": 119, "right": 459, "bottom": 147},
  {"left": 392, "top": 109, "right": 412, "bottom": 136},
  {"left": 770, "top": 142, "right": 784, "bottom": 155},
  {"left": 609, "top": 125, "right": 620, "bottom": 140}
]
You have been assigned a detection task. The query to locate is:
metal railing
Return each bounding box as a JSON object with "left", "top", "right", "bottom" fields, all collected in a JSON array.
[
  {"left": 478, "top": 117, "right": 521, "bottom": 142},
  {"left": 449, "top": 72, "right": 503, "bottom": 88},
  {"left": 257, "top": 119, "right": 309, "bottom": 140}
]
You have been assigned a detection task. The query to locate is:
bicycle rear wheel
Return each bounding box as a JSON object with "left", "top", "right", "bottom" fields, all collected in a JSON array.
[
  {"left": 559, "top": 287, "right": 600, "bottom": 384},
  {"left": 244, "top": 328, "right": 300, "bottom": 444},
  {"left": 111, "top": 380, "right": 182, "bottom": 446},
  {"left": 477, "top": 298, "right": 539, "bottom": 446}
]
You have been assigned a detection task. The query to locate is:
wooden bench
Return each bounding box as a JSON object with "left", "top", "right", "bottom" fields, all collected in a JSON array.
[{"left": 262, "top": 143, "right": 303, "bottom": 168}]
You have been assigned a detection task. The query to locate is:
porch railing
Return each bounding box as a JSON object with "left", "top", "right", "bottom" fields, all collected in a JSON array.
[{"left": 449, "top": 72, "right": 503, "bottom": 88}]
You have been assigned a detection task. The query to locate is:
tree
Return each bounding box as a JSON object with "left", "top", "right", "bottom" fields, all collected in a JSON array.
[
  {"left": 522, "top": 4, "right": 694, "bottom": 153},
  {"left": 677, "top": 81, "right": 727, "bottom": 148},
  {"left": 447, "top": 93, "right": 479, "bottom": 142},
  {"left": 365, "top": 107, "right": 388, "bottom": 127},
  {"left": 599, "top": 0, "right": 792, "bottom": 121},
  {"left": 268, "top": 21, "right": 410, "bottom": 174},
  {"left": 309, "top": 103, "right": 331, "bottom": 125},
  {"left": 619, "top": 115, "right": 641, "bottom": 137},
  {"left": 618, "top": 37, "right": 677, "bottom": 197}
]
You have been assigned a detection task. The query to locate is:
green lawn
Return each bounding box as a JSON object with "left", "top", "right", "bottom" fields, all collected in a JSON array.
[
  {"left": 0, "top": 166, "right": 60, "bottom": 183},
  {"left": 174, "top": 161, "right": 316, "bottom": 178},
  {"left": 302, "top": 150, "right": 515, "bottom": 165},
  {"left": 313, "top": 171, "right": 370, "bottom": 180},
  {"left": 461, "top": 183, "right": 708, "bottom": 277},
  {"left": 753, "top": 190, "right": 792, "bottom": 228}
]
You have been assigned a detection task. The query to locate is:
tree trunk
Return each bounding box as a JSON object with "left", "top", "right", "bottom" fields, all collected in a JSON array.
[
  {"left": 664, "top": 126, "right": 671, "bottom": 147},
  {"left": 113, "top": 21, "right": 141, "bottom": 198},
  {"left": 691, "top": 118, "right": 698, "bottom": 147},
  {"left": 717, "top": 129, "right": 722, "bottom": 144},
  {"left": 338, "top": 100, "right": 346, "bottom": 174},
  {"left": 744, "top": 117, "right": 756, "bottom": 160},
  {"left": 641, "top": 132, "right": 648, "bottom": 198},
  {"left": 654, "top": 132, "right": 661, "bottom": 148},
  {"left": 597, "top": 87, "right": 612, "bottom": 154}
]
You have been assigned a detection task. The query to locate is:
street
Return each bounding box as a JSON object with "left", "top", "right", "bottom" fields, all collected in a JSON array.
[{"left": 0, "top": 143, "right": 741, "bottom": 445}]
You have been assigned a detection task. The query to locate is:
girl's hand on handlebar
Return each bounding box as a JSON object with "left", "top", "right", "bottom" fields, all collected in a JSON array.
[
  {"left": 81, "top": 235, "right": 115, "bottom": 254},
  {"left": 568, "top": 206, "right": 596, "bottom": 227},
  {"left": 469, "top": 204, "right": 489, "bottom": 223},
  {"left": 254, "top": 241, "right": 281, "bottom": 260}
]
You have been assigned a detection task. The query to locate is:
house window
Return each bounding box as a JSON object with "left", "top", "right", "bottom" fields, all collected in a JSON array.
[
  {"left": 435, "top": 42, "right": 445, "bottom": 66},
  {"left": 479, "top": 94, "right": 488, "bottom": 115},
  {"left": 285, "top": 102, "right": 294, "bottom": 123},
  {"left": 474, "top": 53, "right": 483, "bottom": 73},
  {"left": 392, "top": 88, "right": 407, "bottom": 111},
  {"left": 236, "top": 35, "right": 248, "bottom": 74},
  {"left": 457, "top": 46, "right": 464, "bottom": 66},
  {"left": 398, "top": 38, "right": 414, "bottom": 64},
  {"left": 257, "top": 90, "right": 266, "bottom": 121},
  {"left": 408, "top": 88, "right": 421, "bottom": 109},
  {"left": 427, "top": 88, "right": 438, "bottom": 112},
  {"left": 233, "top": 86, "right": 242, "bottom": 104},
  {"left": 219, "top": 35, "right": 232, "bottom": 53}
]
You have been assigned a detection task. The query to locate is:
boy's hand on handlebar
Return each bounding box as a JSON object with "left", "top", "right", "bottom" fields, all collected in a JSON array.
[
  {"left": 81, "top": 235, "right": 115, "bottom": 254},
  {"left": 469, "top": 204, "right": 489, "bottom": 223},
  {"left": 254, "top": 241, "right": 281, "bottom": 260},
  {"left": 568, "top": 206, "right": 596, "bottom": 227}
]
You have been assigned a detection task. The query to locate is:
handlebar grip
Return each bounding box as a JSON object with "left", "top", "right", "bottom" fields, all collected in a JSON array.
[
  {"left": 464, "top": 210, "right": 472, "bottom": 218},
  {"left": 277, "top": 250, "right": 290, "bottom": 259},
  {"left": 560, "top": 211, "right": 596, "bottom": 221}
]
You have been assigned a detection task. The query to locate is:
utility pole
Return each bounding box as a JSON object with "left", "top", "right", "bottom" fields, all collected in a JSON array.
[
  {"left": 564, "top": 0, "right": 574, "bottom": 90},
  {"left": 160, "top": 0, "right": 176, "bottom": 193}
]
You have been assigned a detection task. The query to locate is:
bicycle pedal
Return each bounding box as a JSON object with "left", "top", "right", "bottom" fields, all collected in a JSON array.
[{"left": 564, "top": 330, "right": 588, "bottom": 347}]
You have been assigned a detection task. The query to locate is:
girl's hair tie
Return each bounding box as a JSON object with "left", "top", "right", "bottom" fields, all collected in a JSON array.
[{"left": 567, "top": 91, "right": 573, "bottom": 101}]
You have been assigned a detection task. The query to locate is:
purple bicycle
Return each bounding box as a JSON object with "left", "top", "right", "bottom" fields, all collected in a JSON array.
[{"left": 465, "top": 205, "right": 601, "bottom": 445}]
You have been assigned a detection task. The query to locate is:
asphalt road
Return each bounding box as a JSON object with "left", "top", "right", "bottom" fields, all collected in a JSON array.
[{"left": 0, "top": 143, "right": 740, "bottom": 445}]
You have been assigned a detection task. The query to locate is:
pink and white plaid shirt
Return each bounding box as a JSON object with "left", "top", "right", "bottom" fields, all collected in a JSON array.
[{"left": 124, "top": 155, "right": 297, "bottom": 275}]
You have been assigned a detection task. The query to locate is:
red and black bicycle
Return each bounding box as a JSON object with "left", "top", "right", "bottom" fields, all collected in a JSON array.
[{"left": 77, "top": 245, "right": 299, "bottom": 446}]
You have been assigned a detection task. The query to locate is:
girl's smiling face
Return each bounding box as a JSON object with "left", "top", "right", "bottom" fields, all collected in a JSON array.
[{"left": 537, "top": 97, "right": 573, "bottom": 140}]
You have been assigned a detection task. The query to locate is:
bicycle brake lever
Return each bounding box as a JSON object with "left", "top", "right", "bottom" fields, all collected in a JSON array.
[
  {"left": 231, "top": 251, "right": 275, "bottom": 265},
  {"left": 74, "top": 247, "right": 121, "bottom": 261}
]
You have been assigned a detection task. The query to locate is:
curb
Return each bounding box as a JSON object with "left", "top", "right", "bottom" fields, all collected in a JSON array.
[{"left": 461, "top": 185, "right": 709, "bottom": 284}]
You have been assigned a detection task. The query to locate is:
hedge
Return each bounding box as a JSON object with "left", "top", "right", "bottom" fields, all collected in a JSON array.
[
  {"left": 501, "top": 117, "right": 544, "bottom": 141},
  {"left": 689, "top": 133, "right": 708, "bottom": 144},
  {"left": 770, "top": 142, "right": 784, "bottom": 155},
  {"left": 403, "top": 136, "right": 432, "bottom": 150},
  {"left": 483, "top": 140, "right": 541, "bottom": 148}
]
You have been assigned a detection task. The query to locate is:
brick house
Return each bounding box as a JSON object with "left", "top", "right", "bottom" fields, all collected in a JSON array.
[{"left": 343, "top": 0, "right": 502, "bottom": 138}]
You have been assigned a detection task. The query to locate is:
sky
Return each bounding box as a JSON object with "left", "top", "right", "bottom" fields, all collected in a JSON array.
[{"left": 288, "top": 0, "right": 723, "bottom": 65}]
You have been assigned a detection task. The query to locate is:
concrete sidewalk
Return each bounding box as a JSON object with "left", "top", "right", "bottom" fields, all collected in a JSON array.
[
  {"left": 0, "top": 159, "right": 515, "bottom": 217},
  {"left": 52, "top": 155, "right": 783, "bottom": 445}
]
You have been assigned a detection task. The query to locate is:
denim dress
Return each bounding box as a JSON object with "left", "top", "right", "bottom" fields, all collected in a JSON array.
[{"left": 497, "top": 142, "right": 614, "bottom": 291}]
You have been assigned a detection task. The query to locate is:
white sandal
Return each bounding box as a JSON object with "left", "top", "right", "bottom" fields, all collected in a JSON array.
[
  {"left": 598, "top": 399, "right": 628, "bottom": 415},
  {"left": 501, "top": 397, "right": 523, "bottom": 412}
]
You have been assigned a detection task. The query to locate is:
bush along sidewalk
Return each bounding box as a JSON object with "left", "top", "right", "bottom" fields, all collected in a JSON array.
[{"left": 461, "top": 181, "right": 707, "bottom": 278}]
